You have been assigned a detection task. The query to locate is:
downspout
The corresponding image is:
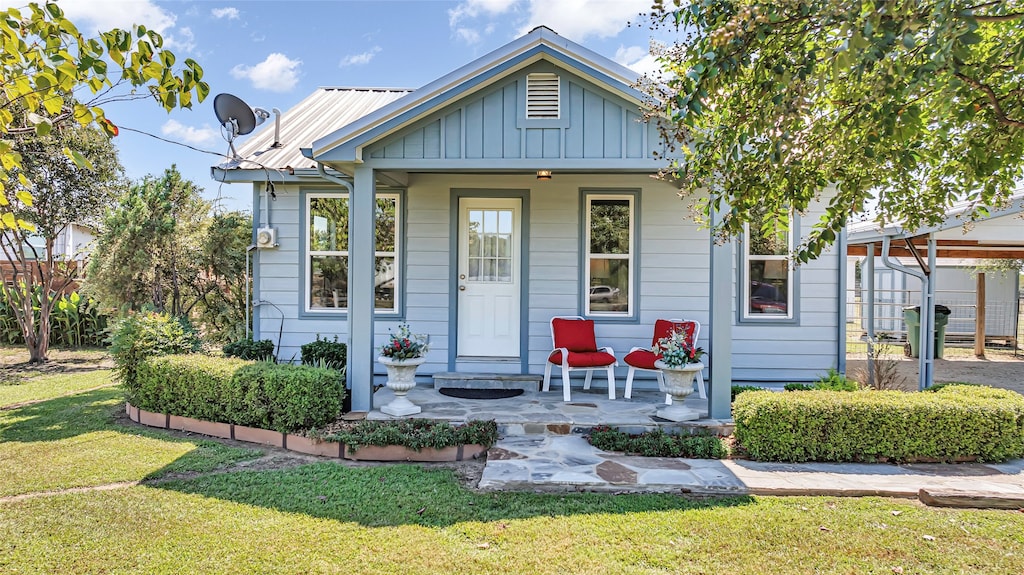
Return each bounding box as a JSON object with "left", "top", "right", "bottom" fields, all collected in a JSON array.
[
  {"left": 879, "top": 235, "right": 932, "bottom": 390},
  {"left": 245, "top": 244, "right": 257, "bottom": 339}
]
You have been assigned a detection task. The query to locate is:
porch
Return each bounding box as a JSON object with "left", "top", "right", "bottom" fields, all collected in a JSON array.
[{"left": 366, "top": 386, "right": 733, "bottom": 436}]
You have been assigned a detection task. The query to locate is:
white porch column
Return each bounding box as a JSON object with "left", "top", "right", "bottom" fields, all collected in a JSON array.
[
  {"left": 348, "top": 165, "right": 376, "bottom": 412},
  {"left": 709, "top": 217, "right": 733, "bottom": 420}
]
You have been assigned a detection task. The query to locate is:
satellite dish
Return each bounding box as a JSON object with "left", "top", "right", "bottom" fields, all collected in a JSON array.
[{"left": 214, "top": 93, "right": 257, "bottom": 136}]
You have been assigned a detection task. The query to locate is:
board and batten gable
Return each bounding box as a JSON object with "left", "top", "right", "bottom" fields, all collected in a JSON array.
[
  {"left": 363, "top": 63, "right": 661, "bottom": 164},
  {"left": 729, "top": 191, "right": 844, "bottom": 383}
]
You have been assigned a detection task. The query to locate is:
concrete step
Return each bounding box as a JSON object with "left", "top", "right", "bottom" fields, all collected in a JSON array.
[
  {"left": 432, "top": 372, "right": 542, "bottom": 392},
  {"left": 497, "top": 419, "right": 734, "bottom": 438}
]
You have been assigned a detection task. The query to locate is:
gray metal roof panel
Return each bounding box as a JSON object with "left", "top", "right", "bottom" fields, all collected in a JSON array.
[{"left": 221, "top": 87, "right": 413, "bottom": 176}]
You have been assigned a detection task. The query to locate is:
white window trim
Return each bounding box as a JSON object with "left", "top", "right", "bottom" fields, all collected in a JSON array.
[
  {"left": 741, "top": 219, "right": 794, "bottom": 320},
  {"left": 584, "top": 193, "right": 635, "bottom": 317},
  {"left": 305, "top": 192, "right": 400, "bottom": 314}
]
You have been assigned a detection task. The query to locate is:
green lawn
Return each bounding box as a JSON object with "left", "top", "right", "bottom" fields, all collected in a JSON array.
[
  {"left": 2, "top": 350, "right": 1023, "bottom": 573},
  {"left": 0, "top": 383, "right": 259, "bottom": 497},
  {"left": 0, "top": 369, "right": 114, "bottom": 407}
]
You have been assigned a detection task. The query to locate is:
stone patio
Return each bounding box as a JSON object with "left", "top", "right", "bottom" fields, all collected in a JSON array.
[{"left": 367, "top": 385, "right": 733, "bottom": 436}]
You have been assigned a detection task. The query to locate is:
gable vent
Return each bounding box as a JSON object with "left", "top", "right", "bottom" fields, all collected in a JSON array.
[{"left": 526, "top": 73, "right": 560, "bottom": 119}]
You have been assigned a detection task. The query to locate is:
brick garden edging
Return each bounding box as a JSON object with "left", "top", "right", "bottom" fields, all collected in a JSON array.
[{"left": 126, "top": 402, "right": 486, "bottom": 462}]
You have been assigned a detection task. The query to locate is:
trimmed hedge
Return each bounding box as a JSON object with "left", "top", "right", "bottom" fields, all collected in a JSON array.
[
  {"left": 324, "top": 419, "right": 498, "bottom": 452},
  {"left": 131, "top": 355, "right": 345, "bottom": 433},
  {"left": 734, "top": 385, "right": 1024, "bottom": 463},
  {"left": 587, "top": 426, "right": 728, "bottom": 459}
]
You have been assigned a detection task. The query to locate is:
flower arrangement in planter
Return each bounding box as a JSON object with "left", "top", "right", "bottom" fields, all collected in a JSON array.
[
  {"left": 377, "top": 324, "right": 430, "bottom": 416},
  {"left": 653, "top": 329, "right": 707, "bottom": 422},
  {"left": 654, "top": 329, "right": 705, "bottom": 368},
  {"left": 379, "top": 323, "right": 429, "bottom": 361}
]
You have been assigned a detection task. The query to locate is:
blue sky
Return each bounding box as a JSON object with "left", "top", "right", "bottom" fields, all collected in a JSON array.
[{"left": 48, "top": 0, "right": 665, "bottom": 212}]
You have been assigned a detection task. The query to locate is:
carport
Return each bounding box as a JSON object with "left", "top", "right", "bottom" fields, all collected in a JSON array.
[{"left": 847, "top": 192, "right": 1024, "bottom": 390}]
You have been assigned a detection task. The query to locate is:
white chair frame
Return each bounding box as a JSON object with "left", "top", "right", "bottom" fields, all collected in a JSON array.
[
  {"left": 542, "top": 316, "right": 617, "bottom": 401},
  {"left": 624, "top": 318, "right": 706, "bottom": 403}
]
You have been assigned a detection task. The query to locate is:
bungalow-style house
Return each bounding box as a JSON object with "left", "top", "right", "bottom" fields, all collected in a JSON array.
[{"left": 213, "top": 27, "right": 847, "bottom": 418}]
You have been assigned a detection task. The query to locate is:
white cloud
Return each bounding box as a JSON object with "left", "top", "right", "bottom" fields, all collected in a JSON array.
[
  {"left": 449, "top": 0, "right": 518, "bottom": 43},
  {"left": 614, "top": 44, "right": 661, "bottom": 76},
  {"left": 51, "top": 0, "right": 176, "bottom": 35},
  {"left": 339, "top": 46, "right": 382, "bottom": 67},
  {"left": 230, "top": 53, "right": 302, "bottom": 92},
  {"left": 519, "top": 0, "right": 649, "bottom": 41},
  {"left": 449, "top": 0, "right": 518, "bottom": 26},
  {"left": 211, "top": 7, "right": 240, "bottom": 20},
  {"left": 161, "top": 119, "right": 219, "bottom": 147},
  {"left": 165, "top": 26, "right": 196, "bottom": 53},
  {"left": 455, "top": 27, "right": 481, "bottom": 44}
]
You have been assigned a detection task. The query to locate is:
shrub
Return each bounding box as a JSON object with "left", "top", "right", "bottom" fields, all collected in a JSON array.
[
  {"left": 733, "top": 387, "right": 1024, "bottom": 463},
  {"left": 301, "top": 335, "right": 346, "bottom": 371},
  {"left": 0, "top": 288, "right": 109, "bottom": 347},
  {"left": 587, "top": 426, "right": 728, "bottom": 459},
  {"left": 223, "top": 337, "right": 275, "bottom": 361},
  {"left": 814, "top": 368, "right": 860, "bottom": 391},
  {"left": 324, "top": 419, "right": 498, "bottom": 452},
  {"left": 784, "top": 383, "right": 816, "bottom": 392},
  {"left": 108, "top": 312, "right": 201, "bottom": 387},
  {"left": 731, "top": 385, "right": 763, "bottom": 400},
  {"left": 133, "top": 355, "right": 345, "bottom": 433}
]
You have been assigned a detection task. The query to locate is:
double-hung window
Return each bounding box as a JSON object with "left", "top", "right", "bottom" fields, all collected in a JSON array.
[
  {"left": 743, "top": 212, "right": 793, "bottom": 319},
  {"left": 306, "top": 193, "right": 399, "bottom": 313},
  {"left": 584, "top": 193, "right": 634, "bottom": 317}
]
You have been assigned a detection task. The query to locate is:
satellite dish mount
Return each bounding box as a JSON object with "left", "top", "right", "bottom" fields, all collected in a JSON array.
[{"left": 214, "top": 93, "right": 270, "bottom": 160}]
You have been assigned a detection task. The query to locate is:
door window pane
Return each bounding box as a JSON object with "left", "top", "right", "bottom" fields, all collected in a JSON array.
[{"left": 467, "top": 208, "right": 514, "bottom": 284}]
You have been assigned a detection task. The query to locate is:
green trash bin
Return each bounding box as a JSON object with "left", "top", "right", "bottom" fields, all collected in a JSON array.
[{"left": 903, "top": 305, "right": 952, "bottom": 358}]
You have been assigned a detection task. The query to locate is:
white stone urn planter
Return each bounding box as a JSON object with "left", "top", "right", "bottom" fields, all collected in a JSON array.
[
  {"left": 654, "top": 360, "right": 704, "bottom": 422},
  {"left": 378, "top": 355, "right": 427, "bottom": 416}
]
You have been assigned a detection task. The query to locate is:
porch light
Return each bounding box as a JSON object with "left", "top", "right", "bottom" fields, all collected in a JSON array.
[{"left": 536, "top": 169, "right": 552, "bottom": 180}]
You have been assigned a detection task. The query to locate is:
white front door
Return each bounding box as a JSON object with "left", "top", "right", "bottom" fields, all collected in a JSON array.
[{"left": 457, "top": 198, "right": 521, "bottom": 357}]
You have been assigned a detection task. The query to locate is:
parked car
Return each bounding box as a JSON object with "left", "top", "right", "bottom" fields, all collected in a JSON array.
[
  {"left": 589, "top": 285, "right": 620, "bottom": 303},
  {"left": 750, "top": 281, "right": 787, "bottom": 314}
]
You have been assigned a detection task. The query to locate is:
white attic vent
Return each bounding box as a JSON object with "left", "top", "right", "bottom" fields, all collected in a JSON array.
[{"left": 526, "top": 73, "right": 560, "bottom": 119}]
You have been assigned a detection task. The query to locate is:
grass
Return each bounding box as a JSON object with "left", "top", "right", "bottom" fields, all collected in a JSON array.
[
  {"left": 2, "top": 345, "right": 1023, "bottom": 573},
  {"left": 1, "top": 466, "right": 1023, "bottom": 574},
  {"left": 0, "top": 369, "right": 114, "bottom": 407},
  {"left": 0, "top": 386, "right": 260, "bottom": 498}
]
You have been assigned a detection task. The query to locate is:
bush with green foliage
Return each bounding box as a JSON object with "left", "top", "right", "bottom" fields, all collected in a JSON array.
[
  {"left": 223, "top": 337, "right": 275, "bottom": 361},
  {"left": 784, "top": 370, "right": 859, "bottom": 392},
  {"left": 132, "top": 355, "right": 345, "bottom": 433},
  {"left": 0, "top": 288, "right": 108, "bottom": 347},
  {"left": 587, "top": 426, "right": 728, "bottom": 459},
  {"left": 734, "top": 386, "right": 1024, "bottom": 463},
  {"left": 301, "top": 335, "right": 346, "bottom": 371},
  {"left": 731, "top": 385, "right": 763, "bottom": 400},
  {"left": 324, "top": 419, "right": 498, "bottom": 452},
  {"left": 108, "top": 312, "right": 202, "bottom": 386}
]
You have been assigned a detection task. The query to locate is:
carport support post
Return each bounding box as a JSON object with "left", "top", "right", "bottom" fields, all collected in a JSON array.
[
  {"left": 349, "top": 165, "right": 376, "bottom": 412},
  {"left": 865, "top": 244, "right": 875, "bottom": 388},
  {"left": 975, "top": 273, "right": 986, "bottom": 358}
]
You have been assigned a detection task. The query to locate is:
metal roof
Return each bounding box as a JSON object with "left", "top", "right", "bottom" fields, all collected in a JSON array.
[
  {"left": 221, "top": 87, "right": 413, "bottom": 174},
  {"left": 847, "top": 189, "right": 1024, "bottom": 259}
]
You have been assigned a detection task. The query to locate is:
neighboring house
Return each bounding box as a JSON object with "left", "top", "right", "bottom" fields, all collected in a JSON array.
[{"left": 213, "top": 27, "right": 846, "bottom": 416}]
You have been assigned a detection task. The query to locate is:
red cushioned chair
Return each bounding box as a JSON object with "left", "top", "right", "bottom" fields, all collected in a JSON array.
[
  {"left": 542, "top": 316, "right": 618, "bottom": 401},
  {"left": 624, "top": 319, "right": 706, "bottom": 402}
]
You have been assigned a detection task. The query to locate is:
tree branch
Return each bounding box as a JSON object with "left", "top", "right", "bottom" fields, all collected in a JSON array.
[{"left": 954, "top": 72, "right": 1024, "bottom": 128}]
